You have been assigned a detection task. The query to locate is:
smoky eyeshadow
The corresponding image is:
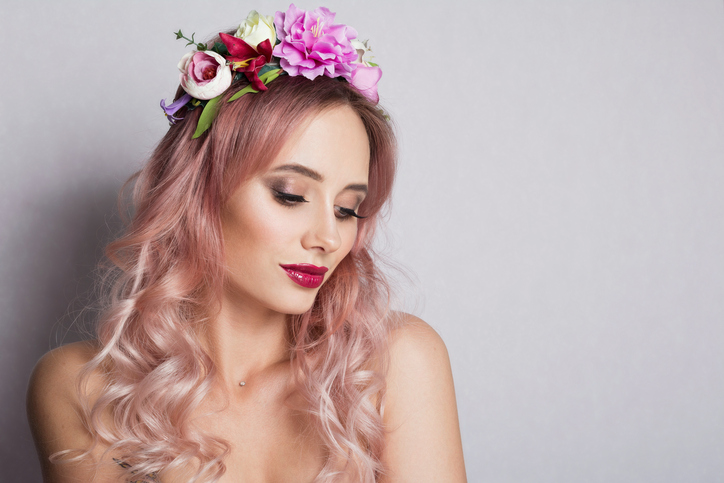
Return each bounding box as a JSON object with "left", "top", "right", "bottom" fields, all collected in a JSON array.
[{"left": 265, "top": 177, "right": 296, "bottom": 194}]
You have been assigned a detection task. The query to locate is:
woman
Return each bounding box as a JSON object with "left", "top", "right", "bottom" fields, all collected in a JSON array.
[{"left": 27, "top": 5, "right": 466, "bottom": 482}]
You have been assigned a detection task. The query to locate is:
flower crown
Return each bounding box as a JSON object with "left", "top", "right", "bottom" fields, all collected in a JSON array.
[{"left": 160, "top": 4, "right": 382, "bottom": 138}]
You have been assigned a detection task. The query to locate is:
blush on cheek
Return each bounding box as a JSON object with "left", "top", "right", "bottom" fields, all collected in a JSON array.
[
  {"left": 338, "top": 225, "right": 359, "bottom": 259},
  {"left": 224, "top": 188, "right": 285, "bottom": 241}
]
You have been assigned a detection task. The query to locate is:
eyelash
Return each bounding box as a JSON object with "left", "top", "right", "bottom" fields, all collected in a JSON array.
[{"left": 272, "top": 190, "right": 365, "bottom": 220}]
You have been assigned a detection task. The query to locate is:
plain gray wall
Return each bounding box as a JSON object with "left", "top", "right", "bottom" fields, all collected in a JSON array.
[{"left": 2, "top": 1, "right": 723, "bottom": 481}]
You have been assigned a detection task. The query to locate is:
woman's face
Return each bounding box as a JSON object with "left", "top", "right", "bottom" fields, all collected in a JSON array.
[{"left": 221, "top": 105, "right": 370, "bottom": 316}]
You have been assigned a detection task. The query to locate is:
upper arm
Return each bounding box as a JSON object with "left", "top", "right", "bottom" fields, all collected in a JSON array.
[
  {"left": 26, "top": 341, "right": 122, "bottom": 482},
  {"left": 381, "top": 315, "right": 467, "bottom": 482}
]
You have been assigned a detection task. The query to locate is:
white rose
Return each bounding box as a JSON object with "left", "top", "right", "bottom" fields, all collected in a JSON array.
[
  {"left": 351, "top": 39, "right": 373, "bottom": 66},
  {"left": 235, "top": 10, "right": 276, "bottom": 51},
  {"left": 178, "top": 50, "right": 233, "bottom": 100}
]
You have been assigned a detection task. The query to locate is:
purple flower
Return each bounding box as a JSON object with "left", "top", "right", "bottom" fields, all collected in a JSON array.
[
  {"left": 160, "top": 93, "right": 192, "bottom": 124},
  {"left": 273, "top": 4, "right": 358, "bottom": 81}
]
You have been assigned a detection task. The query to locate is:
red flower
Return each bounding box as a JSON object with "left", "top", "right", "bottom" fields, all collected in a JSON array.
[{"left": 220, "top": 32, "right": 274, "bottom": 91}]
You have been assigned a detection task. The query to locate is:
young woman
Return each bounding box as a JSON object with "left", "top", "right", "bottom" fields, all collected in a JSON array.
[{"left": 27, "top": 6, "right": 466, "bottom": 482}]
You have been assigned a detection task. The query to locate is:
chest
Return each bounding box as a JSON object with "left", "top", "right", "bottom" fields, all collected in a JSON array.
[
  {"left": 219, "top": 400, "right": 326, "bottom": 482},
  {"left": 162, "top": 387, "right": 327, "bottom": 482}
]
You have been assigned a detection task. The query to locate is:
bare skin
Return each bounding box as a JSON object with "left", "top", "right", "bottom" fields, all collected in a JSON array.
[{"left": 27, "top": 106, "right": 466, "bottom": 482}]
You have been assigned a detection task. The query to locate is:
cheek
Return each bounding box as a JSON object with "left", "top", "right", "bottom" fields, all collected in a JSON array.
[
  {"left": 338, "top": 222, "right": 359, "bottom": 259},
  {"left": 222, "top": 195, "right": 294, "bottom": 266},
  {"left": 348, "top": 220, "right": 368, "bottom": 256}
]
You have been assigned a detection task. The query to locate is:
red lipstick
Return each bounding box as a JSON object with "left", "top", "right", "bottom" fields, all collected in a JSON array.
[{"left": 280, "top": 264, "right": 329, "bottom": 289}]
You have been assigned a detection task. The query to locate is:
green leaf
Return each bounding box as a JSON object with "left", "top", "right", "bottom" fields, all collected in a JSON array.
[
  {"left": 212, "top": 41, "right": 229, "bottom": 56},
  {"left": 368, "top": 62, "right": 379, "bottom": 67},
  {"left": 174, "top": 30, "right": 184, "bottom": 40},
  {"left": 259, "top": 68, "right": 282, "bottom": 84},
  {"left": 263, "top": 72, "right": 282, "bottom": 85},
  {"left": 228, "top": 85, "right": 259, "bottom": 102},
  {"left": 257, "top": 64, "right": 277, "bottom": 77},
  {"left": 184, "top": 32, "right": 195, "bottom": 47},
  {"left": 192, "top": 95, "right": 222, "bottom": 139}
]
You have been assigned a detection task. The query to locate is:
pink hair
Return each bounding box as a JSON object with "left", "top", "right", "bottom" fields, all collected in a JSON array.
[{"left": 55, "top": 73, "right": 399, "bottom": 481}]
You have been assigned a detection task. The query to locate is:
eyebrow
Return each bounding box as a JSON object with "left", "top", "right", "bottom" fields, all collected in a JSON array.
[{"left": 271, "top": 163, "right": 369, "bottom": 195}]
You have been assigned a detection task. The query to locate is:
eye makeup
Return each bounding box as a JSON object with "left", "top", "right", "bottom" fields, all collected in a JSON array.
[
  {"left": 272, "top": 189, "right": 308, "bottom": 206},
  {"left": 265, "top": 177, "right": 366, "bottom": 219},
  {"left": 267, "top": 178, "right": 306, "bottom": 205},
  {"left": 338, "top": 207, "right": 366, "bottom": 219}
]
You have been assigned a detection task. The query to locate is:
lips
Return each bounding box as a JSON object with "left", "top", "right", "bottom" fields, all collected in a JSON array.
[{"left": 280, "top": 264, "right": 329, "bottom": 289}]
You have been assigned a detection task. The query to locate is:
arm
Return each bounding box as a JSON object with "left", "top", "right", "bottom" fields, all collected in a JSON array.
[
  {"left": 26, "top": 341, "right": 122, "bottom": 482},
  {"left": 380, "top": 315, "right": 467, "bottom": 482}
]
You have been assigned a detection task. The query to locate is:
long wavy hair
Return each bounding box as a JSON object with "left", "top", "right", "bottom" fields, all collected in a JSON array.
[{"left": 57, "top": 71, "right": 399, "bottom": 482}]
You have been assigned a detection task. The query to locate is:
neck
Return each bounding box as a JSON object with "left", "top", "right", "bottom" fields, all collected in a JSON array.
[{"left": 200, "top": 288, "right": 292, "bottom": 391}]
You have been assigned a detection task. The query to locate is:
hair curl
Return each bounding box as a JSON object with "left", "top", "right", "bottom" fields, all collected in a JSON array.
[{"left": 55, "top": 70, "right": 399, "bottom": 482}]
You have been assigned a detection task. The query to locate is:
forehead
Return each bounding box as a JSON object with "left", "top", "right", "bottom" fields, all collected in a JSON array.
[{"left": 267, "top": 105, "right": 370, "bottom": 182}]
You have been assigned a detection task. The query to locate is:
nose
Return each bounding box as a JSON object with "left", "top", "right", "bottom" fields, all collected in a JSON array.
[{"left": 301, "top": 205, "right": 342, "bottom": 253}]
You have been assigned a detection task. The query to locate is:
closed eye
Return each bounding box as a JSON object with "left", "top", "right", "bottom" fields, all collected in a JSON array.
[
  {"left": 273, "top": 190, "right": 366, "bottom": 220},
  {"left": 337, "top": 207, "right": 366, "bottom": 220},
  {"left": 273, "top": 190, "right": 308, "bottom": 205}
]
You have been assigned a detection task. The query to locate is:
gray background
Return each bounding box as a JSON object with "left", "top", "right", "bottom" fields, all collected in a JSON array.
[{"left": 2, "top": 0, "right": 723, "bottom": 481}]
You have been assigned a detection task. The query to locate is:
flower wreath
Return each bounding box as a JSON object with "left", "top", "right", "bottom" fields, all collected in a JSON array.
[{"left": 160, "top": 4, "right": 382, "bottom": 138}]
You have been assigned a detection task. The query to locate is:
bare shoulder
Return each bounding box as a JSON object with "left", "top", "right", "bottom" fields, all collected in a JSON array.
[
  {"left": 387, "top": 312, "right": 449, "bottom": 362},
  {"left": 30, "top": 339, "right": 101, "bottom": 376},
  {"left": 28, "top": 340, "right": 102, "bottom": 407},
  {"left": 385, "top": 312, "right": 453, "bottom": 406},
  {"left": 381, "top": 313, "right": 467, "bottom": 482},
  {"left": 27, "top": 341, "right": 120, "bottom": 481}
]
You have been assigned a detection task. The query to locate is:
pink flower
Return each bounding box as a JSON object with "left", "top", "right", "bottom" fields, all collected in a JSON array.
[
  {"left": 178, "top": 50, "right": 232, "bottom": 100},
  {"left": 273, "top": 4, "right": 358, "bottom": 81},
  {"left": 349, "top": 39, "right": 382, "bottom": 103},
  {"left": 350, "top": 65, "right": 382, "bottom": 103}
]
